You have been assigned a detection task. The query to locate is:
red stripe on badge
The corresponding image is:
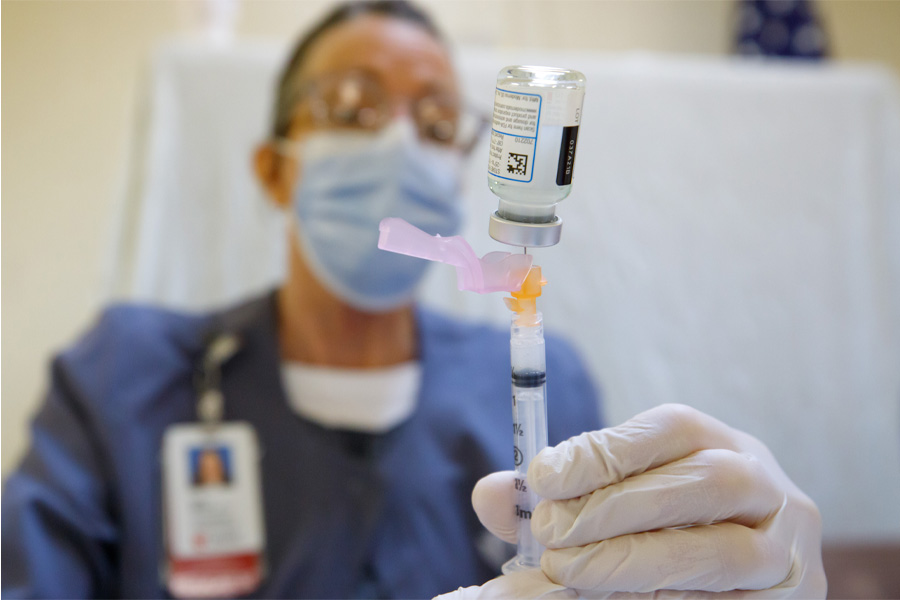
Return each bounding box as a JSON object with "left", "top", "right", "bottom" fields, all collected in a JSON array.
[{"left": 168, "top": 553, "right": 262, "bottom": 598}]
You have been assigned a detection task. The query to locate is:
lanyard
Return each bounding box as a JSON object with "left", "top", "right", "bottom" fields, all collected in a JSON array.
[{"left": 194, "top": 334, "right": 242, "bottom": 425}]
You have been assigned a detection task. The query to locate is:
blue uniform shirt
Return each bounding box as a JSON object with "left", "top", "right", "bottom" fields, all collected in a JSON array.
[{"left": 2, "top": 293, "right": 602, "bottom": 599}]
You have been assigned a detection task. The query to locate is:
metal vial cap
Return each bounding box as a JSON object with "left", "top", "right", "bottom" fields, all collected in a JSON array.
[{"left": 489, "top": 211, "right": 563, "bottom": 248}]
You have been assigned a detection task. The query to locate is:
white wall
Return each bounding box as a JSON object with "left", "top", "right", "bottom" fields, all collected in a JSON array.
[{"left": 3, "top": 0, "right": 899, "bottom": 479}]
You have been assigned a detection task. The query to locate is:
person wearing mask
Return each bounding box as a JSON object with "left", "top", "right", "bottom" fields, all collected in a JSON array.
[
  {"left": 2, "top": 2, "right": 599, "bottom": 597},
  {"left": 1, "top": 1, "right": 825, "bottom": 599}
]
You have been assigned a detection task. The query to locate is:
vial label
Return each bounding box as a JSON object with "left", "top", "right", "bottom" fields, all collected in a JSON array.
[
  {"left": 547, "top": 89, "right": 583, "bottom": 186},
  {"left": 556, "top": 126, "right": 578, "bottom": 185},
  {"left": 489, "top": 88, "right": 542, "bottom": 183},
  {"left": 543, "top": 89, "right": 584, "bottom": 128}
]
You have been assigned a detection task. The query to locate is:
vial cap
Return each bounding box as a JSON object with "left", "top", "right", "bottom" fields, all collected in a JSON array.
[{"left": 489, "top": 212, "right": 562, "bottom": 247}]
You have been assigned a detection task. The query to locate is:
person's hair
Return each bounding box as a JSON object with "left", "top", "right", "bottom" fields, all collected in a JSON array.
[{"left": 271, "top": 0, "right": 445, "bottom": 138}]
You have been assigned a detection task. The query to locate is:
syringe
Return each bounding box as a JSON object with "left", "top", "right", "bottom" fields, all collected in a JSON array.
[
  {"left": 379, "top": 63, "right": 585, "bottom": 576},
  {"left": 503, "top": 266, "right": 548, "bottom": 573},
  {"left": 486, "top": 65, "right": 585, "bottom": 572}
]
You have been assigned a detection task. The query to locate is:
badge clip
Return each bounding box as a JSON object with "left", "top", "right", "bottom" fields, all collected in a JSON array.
[{"left": 194, "top": 334, "right": 241, "bottom": 426}]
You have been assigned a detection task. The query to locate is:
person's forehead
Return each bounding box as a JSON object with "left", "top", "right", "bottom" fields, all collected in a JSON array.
[{"left": 298, "top": 14, "right": 457, "bottom": 95}]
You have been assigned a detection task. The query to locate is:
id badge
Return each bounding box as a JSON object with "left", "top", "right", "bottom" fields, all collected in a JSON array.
[{"left": 162, "top": 422, "right": 266, "bottom": 598}]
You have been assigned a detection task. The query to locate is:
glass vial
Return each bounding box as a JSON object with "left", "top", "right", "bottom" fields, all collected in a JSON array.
[{"left": 488, "top": 66, "right": 586, "bottom": 224}]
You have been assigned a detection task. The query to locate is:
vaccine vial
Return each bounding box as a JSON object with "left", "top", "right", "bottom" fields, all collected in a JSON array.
[{"left": 487, "top": 66, "right": 585, "bottom": 246}]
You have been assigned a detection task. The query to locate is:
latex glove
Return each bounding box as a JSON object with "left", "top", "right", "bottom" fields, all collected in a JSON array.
[{"left": 439, "top": 404, "right": 826, "bottom": 599}]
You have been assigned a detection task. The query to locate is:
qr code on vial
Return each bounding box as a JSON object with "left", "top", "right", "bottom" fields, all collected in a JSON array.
[{"left": 507, "top": 152, "right": 528, "bottom": 176}]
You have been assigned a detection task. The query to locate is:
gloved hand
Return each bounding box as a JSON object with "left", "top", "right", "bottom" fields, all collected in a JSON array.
[{"left": 437, "top": 404, "right": 826, "bottom": 599}]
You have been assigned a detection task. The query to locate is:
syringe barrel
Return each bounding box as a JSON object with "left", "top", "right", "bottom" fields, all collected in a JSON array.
[{"left": 504, "top": 313, "right": 549, "bottom": 573}]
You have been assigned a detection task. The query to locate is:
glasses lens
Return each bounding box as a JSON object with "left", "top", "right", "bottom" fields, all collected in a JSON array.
[
  {"left": 415, "top": 96, "right": 459, "bottom": 145},
  {"left": 307, "top": 72, "right": 389, "bottom": 131},
  {"left": 454, "top": 106, "right": 490, "bottom": 154},
  {"left": 416, "top": 97, "right": 488, "bottom": 152}
]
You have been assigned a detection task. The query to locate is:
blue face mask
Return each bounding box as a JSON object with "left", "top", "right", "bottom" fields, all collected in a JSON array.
[{"left": 290, "top": 119, "right": 464, "bottom": 312}]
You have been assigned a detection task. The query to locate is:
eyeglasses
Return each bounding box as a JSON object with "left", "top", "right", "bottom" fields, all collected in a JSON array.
[{"left": 288, "top": 70, "right": 488, "bottom": 153}]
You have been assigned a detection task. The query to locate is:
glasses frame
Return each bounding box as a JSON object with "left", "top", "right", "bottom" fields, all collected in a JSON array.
[{"left": 286, "top": 70, "right": 489, "bottom": 154}]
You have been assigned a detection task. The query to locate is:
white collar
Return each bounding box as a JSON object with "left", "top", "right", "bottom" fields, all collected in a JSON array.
[{"left": 280, "top": 360, "right": 422, "bottom": 433}]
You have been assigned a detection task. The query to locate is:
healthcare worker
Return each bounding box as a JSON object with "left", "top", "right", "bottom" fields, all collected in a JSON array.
[
  {"left": 2, "top": 2, "right": 600, "bottom": 598},
  {"left": 1, "top": 1, "right": 826, "bottom": 599}
]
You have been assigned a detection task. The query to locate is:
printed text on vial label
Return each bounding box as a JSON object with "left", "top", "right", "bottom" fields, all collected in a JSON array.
[{"left": 489, "top": 89, "right": 541, "bottom": 182}]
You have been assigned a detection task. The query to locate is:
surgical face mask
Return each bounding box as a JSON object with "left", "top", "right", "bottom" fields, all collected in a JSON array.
[{"left": 289, "top": 118, "right": 464, "bottom": 312}]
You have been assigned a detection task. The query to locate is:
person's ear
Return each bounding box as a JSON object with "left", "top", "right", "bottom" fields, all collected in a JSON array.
[{"left": 254, "top": 142, "right": 295, "bottom": 210}]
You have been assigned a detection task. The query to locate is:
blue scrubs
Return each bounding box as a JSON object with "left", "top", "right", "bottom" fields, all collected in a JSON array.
[{"left": 2, "top": 292, "right": 602, "bottom": 599}]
